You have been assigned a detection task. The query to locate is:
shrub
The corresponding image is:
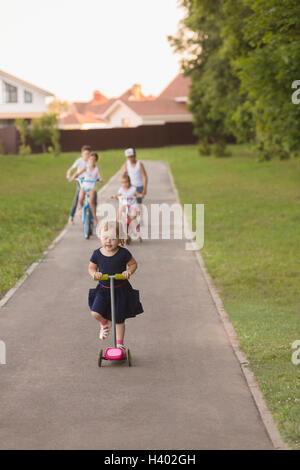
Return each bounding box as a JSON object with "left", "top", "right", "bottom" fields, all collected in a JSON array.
[
  {"left": 211, "top": 140, "right": 232, "bottom": 158},
  {"left": 19, "top": 145, "right": 31, "bottom": 156},
  {"left": 198, "top": 138, "right": 211, "bottom": 156},
  {"left": 30, "top": 113, "right": 60, "bottom": 154}
]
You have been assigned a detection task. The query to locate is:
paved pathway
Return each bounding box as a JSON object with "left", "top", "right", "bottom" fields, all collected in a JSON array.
[{"left": 0, "top": 162, "right": 273, "bottom": 449}]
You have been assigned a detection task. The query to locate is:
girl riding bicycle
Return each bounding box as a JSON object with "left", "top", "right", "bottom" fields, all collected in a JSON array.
[
  {"left": 72, "top": 151, "right": 103, "bottom": 227},
  {"left": 111, "top": 173, "right": 143, "bottom": 242}
]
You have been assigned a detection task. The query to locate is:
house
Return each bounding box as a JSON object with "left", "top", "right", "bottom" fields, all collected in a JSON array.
[
  {"left": 0, "top": 69, "right": 54, "bottom": 128},
  {"left": 59, "top": 73, "right": 192, "bottom": 129},
  {"left": 103, "top": 74, "right": 192, "bottom": 127}
]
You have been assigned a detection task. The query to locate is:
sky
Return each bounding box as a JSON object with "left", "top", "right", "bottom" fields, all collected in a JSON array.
[{"left": 1, "top": 0, "right": 184, "bottom": 102}]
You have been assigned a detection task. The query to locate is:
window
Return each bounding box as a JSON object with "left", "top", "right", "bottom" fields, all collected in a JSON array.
[
  {"left": 4, "top": 82, "right": 18, "bottom": 103},
  {"left": 24, "top": 90, "right": 33, "bottom": 103}
]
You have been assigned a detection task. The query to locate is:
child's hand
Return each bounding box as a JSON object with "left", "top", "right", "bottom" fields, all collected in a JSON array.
[
  {"left": 122, "top": 270, "right": 131, "bottom": 279},
  {"left": 94, "top": 272, "right": 103, "bottom": 280}
]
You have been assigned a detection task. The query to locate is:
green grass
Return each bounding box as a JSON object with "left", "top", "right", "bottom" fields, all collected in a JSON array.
[
  {"left": 0, "top": 151, "right": 124, "bottom": 297},
  {"left": 1, "top": 145, "right": 300, "bottom": 448}
]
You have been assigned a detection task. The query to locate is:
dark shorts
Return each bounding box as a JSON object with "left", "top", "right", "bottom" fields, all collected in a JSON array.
[{"left": 136, "top": 186, "right": 144, "bottom": 204}]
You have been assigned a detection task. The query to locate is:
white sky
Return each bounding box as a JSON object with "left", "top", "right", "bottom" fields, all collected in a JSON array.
[{"left": 1, "top": 0, "right": 184, "bottom": 102}]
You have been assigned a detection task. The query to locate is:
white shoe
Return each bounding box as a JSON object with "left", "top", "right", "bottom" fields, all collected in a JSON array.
[{"left": 99, "top": 322, "right": 111, "bottom": 340}]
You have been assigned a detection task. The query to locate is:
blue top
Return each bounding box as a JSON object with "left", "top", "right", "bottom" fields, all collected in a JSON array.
[{"left": 90, "top": 247, "right": 132, "bottom": 286}]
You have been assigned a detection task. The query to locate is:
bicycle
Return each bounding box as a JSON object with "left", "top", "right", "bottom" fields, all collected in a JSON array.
[
  {"left": 79, "top": 177, "right": 101, "bottom": 239},
  {"left": 118, "top": 195, "right": 142, "bottom": 244}
]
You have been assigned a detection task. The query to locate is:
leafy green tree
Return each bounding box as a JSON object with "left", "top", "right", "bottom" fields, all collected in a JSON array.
[
  {"left": 169, "top": 0, "right": 248, "bottom": 156},
  {"left": 15, "top": 119, "right": 31, "bottom": 156},
  {"left": 48, "top": 98, "right": 69, "bottom": 115},
  {"left": 171, "top": 0, "right": 300, "bottom": 160},
  {"left": 232, "top": 0, "right": 300, "bottom": 159},
  {"left": 30, "top": 113, "right": 61, "bottom": 155}
]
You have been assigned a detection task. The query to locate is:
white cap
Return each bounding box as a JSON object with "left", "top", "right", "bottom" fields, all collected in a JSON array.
[{"left": 125, "top": 148, "right": 135, "bottom": 158}]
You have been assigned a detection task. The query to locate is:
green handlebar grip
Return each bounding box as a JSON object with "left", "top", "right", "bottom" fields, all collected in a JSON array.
[
  {"left": 94, "top": 273, "right": 129, "bottom": 281},
  {"left": 115, "top": 273, "right": 130, "bottom": 280},
  {"left": 94, "top": 274, "right": 109, "bottom": 281}
]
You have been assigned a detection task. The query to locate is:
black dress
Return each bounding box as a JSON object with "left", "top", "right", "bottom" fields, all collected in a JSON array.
[{"left": 88, "top": 247, "right": 144, "bottom": 323}]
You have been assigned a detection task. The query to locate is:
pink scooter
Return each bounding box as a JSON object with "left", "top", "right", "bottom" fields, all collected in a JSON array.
[{"left": 95, "top": 273, "right": 132, "bottom": 367}]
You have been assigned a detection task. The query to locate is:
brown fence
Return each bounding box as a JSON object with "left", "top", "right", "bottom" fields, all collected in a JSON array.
[
  {"left": 0, "top": 127, "right": 19, "bottom": 154},
  {"left": 59, "top": 122, "right": 197, "bottom": 152},
  {"left": 0, "top": 122, "right": 197, "bottom": 155}
]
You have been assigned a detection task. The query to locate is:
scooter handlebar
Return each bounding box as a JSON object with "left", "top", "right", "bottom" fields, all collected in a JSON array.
[{"left": 94, "top": 273, "right": 129, "bottom": 281}]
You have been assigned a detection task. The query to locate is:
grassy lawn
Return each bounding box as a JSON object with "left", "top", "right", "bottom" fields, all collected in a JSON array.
[
  {"left": 1, "top": 145, "right": 299, "bottom": 448},
  {"left": 0, "top": 151, "right": 124, "bottom": 298}
]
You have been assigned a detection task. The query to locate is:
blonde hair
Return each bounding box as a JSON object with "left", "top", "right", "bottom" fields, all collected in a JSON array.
[
  {"left": 121, "top": 172, "right": 131, "bottom": 186},
  {"left": 96, "top": 219, "right": 125, "bottom": 246}
]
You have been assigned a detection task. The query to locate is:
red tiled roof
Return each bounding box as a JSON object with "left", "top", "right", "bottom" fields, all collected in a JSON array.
[
  {"left": 158, "top": 73, "right": 191, "bottom": 100},
  {"left": 71, "top": 102, "right": 88, "bottom": 114},
  {"left": 59, "top": 111, "right": 106, "bottom": 126},
  {"left": 89, "top": 98, "right": 117, "bottom": 115},
  {"left": 59, "top": 113, "right": 81, "bottom": 125},
  {"left": 61, "top": 73, "right": 191, "bottom": 124}
]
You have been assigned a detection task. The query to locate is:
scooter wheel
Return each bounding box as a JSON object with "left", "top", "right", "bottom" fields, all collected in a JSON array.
[
  {"left": 127, "top": 349, "right": 132, "bottom": 367},
  {"left": 98, "top": 349, "right": 103, "bottom": 368}
]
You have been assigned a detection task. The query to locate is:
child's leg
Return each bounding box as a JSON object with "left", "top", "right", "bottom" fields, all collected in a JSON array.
[
  {"left": 116, "top": 322, "right": 125, "bottom": 345},
  {"left": 91, "top": 311, "right": 111, "bottom": 340},
  {"left": 77, "top": 188, "right": 85, "bottom": 211},
  {"left": 91, "top": 311, "right": 109, "bottom": 324},
  {"left": 70, "top": 182, "right": 80, "bottom": 218},
  {"left": 118, "top": 206, "right": 127, "bottom": 238},
  {"left": 89, "top": 190, "right": 98, "bottom": 224}
]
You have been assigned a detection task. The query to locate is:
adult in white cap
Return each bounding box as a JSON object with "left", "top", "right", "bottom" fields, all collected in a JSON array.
[{"left": 123, "top": 148, "right": 148, "bottom": 204}]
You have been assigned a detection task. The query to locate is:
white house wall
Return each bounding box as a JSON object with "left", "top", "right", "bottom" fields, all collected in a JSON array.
[
  {"left": 108, "top": 104, "right": 143, "bottom": 128},
  {"left": 142, "top": 114, "right": 193, "bottom": 125},
  {"left": 0, "top": 74, "right": 48, "bottom": 115}
]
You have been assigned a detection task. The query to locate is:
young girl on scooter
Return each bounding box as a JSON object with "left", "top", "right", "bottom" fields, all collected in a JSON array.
[
  {"left": 88, "top": 220, "right": 144, "bottom": 352},
  {"left": 111, "top": 173, "right": 143, "bottom": 243}
]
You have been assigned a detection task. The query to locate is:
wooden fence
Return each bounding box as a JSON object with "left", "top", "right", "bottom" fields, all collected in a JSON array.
[{"left": 0, "top": 122, "right": 197, "bottom": 155}]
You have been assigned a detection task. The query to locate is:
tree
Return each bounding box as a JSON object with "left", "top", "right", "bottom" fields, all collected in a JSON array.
[
  {"left": 169, "top": 0, "right": 248, "bottom": 156},
  {"left": 30, "top": 113, "right": 61, "bottom": 155},
  {"left": 48, "top": 98, "right": 69, "bottom": 115},
  {"left": 15, "top": 119, "right": 31, "bottom": 156},
  {"left": 230, "top": 0, "right": 300, "bottom": 159},
  {"left": 170, "top": 0, "right": 300, "bottom": 160}
]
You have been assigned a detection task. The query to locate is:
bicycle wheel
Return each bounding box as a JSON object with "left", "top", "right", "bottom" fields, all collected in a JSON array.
[
  {"left": 83, "top": 208, "right": 90, "bottom": 239},
  {"left": 89, "top": 211, "right": 93, "bottom": 236}
]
